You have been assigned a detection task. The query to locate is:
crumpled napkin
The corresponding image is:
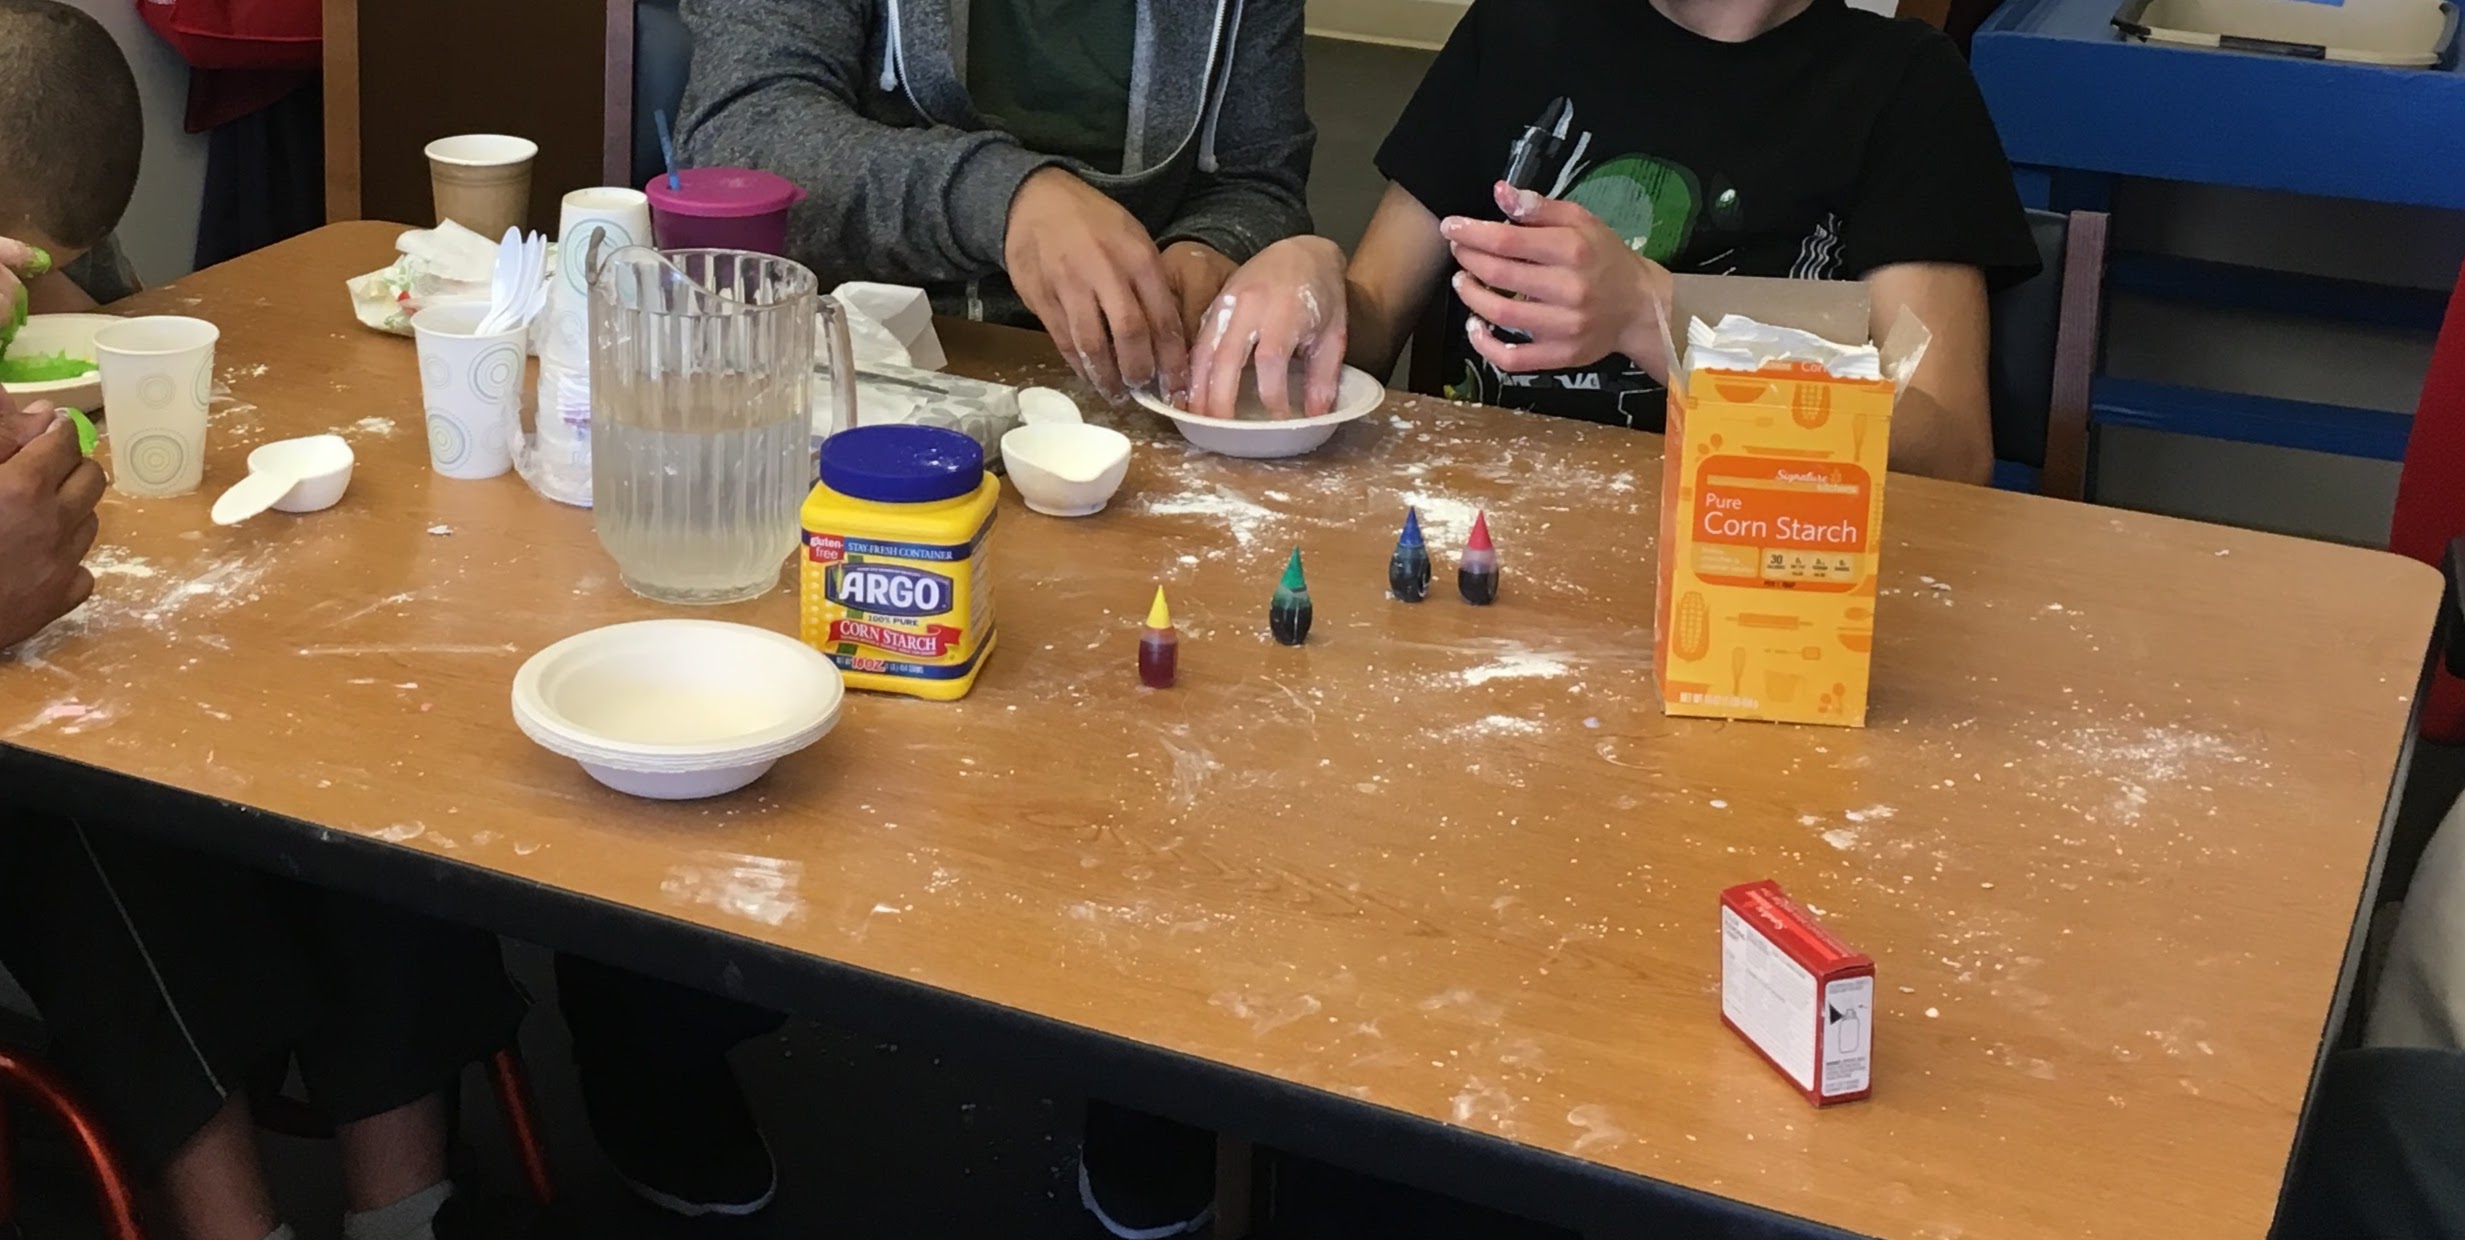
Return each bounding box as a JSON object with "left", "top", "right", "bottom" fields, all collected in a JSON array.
[
  {"left": 816, "top": 284, "right": 1020, "bottom": 465},
  {"left": 345, "top": 221, "right": 550, "bottom": 337},
  {"left": 1685, "top": 313, "right": 1882, "bottom": 381}
]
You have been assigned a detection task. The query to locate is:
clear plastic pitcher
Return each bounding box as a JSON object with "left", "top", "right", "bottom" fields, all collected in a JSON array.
[{"left": 588, "top": 246, "right": 854, "bottom": 604}]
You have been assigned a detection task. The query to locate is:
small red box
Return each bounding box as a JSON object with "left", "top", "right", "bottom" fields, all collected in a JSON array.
[{"left": 1719, "top": 880, "right": 1875, "bottom": 1105}]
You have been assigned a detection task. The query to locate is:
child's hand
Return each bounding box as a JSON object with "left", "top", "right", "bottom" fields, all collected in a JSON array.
[
  {"left": 1186, "top": 236, "right": 1348, "bottom": 421},
  {"left": 1441, "top": 182, "right": 1672, "bottom": 377},
  {"left": 1005, "top": 169, "right": 1190, "bottom": 402},
  {"left": 0, "top": 406, "right": 102, "bottom": 651},
  {"left": 0, "top": 237, "right": 53, "bottom": 349}
]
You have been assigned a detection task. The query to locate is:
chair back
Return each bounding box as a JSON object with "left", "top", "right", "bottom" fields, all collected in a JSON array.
[
  {"left": 1988, "top": 209, "right": 2105, "bottom": 497},
  {"left": 633, "top": 0, "right": 695, "bottom": 189}
]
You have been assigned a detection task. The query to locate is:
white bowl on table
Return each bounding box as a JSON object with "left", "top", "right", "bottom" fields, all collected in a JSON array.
[
  {"left": 1132, "top": 363, "right": 1385, "bottom": 459},
  {"left": 1, "top": 312, "right": 117, "bottom": 412},
  {"left": 1000, "top": 421, "right": 1132, "bottom": 516},
  {"left": 512, "top": 619, "right": 846, "bottom": 800}
]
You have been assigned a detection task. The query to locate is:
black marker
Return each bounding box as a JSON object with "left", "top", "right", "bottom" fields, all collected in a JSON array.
[
  {"left": 1502, "top": 96, "right": 1573, "bottom": 195},
  {"left": 1488, "top": 96, "right": 1573, "bottom": 347}
]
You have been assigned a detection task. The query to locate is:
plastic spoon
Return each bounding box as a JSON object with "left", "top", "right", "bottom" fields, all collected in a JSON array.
[{"left": 475, "top": 227, "right": 528, "bottom": 335}]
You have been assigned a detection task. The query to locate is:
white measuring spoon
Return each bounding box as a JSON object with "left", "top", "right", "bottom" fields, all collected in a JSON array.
[{"left": 210, "top": 464, "right": 303, "bottom": 526}]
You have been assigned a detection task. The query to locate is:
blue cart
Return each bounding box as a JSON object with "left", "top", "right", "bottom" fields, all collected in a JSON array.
[{"left": 1971, "top": 0, "right": 2465, "bottom": 472}]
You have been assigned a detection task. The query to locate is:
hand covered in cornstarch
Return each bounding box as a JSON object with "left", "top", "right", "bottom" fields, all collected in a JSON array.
[
  {"left": 1185, "top": 235, "right": 1348, "bottom": 422},
  {"left": 1442, "top": 180, "right": 1673, "bottom": 379}
]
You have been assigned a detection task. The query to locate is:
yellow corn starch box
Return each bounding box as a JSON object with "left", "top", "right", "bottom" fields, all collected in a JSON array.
[
  {"left": 1656, "top": 276, "right": 1929, "bottom": 728},
  {"left": 800, "top": 426, "right": 999, "bottom": 701}
]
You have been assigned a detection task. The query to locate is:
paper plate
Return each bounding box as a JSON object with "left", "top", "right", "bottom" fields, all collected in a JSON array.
[
  {"left": 1133, "top": 363, "right": 1384, "bottom": 459},
  {"left": 512, "top": 619, "right": 845, "bottom": 800},
  {"left": 2, "top": 313, "right": 117, "bottom": 412}
]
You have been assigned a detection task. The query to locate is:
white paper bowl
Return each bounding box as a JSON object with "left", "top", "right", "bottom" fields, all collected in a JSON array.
[
  {"left": 2, "top": 312, "right": 116, "bottom": 411},
  {"left": 248, "top": 434, "right": 356, "bottom": 513},
  {"left": 511, "top": 619, "right": 846, "bottom": 800},
  {"left": 1132, "top": 364, "right": 1384, "bottom": 459},
  {"left": 1001, "top": 422, "right": 1131, "bottom": 517}
]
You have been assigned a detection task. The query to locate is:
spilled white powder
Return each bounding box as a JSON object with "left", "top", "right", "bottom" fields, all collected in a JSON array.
[
  {"left": 339, "top": 416, "right": 396, "bottom": 436},
  {"left": 661, "top": 851, "right": 807, "bottom": 927},
  {"left": 1135, "top": 486, "right": 1286, "bottom": 554},
  {"left": 86, "top": 546, "right": 157, "bottom": 579},
  {"left": 1400, "top": 491, "right": 1482, "bottom": 548},
  {"left": 1441, "top": 714, "right": 1545, "bottom": 741},
  {"left": 1460, "top": 648, "right": 1571, "bottom": 686}
]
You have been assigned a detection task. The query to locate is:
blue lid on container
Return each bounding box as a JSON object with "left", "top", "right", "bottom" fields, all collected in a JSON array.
[{"left": 819, "top": 425, "right": 984, "bottom": 504}]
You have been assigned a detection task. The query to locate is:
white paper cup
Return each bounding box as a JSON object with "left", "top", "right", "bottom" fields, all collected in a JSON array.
[
  {"left": 555, "top": 187, "right": 653, "bottom": 304},
  {"left": 412, "top": 302, "right": 525, "bottom": 480},
  {"left": 95, "top": 315, "right": 218, "bottom": 498}
]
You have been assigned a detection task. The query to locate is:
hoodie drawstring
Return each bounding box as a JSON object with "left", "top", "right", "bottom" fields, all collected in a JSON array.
[
  {"left": 1196, "top": 0, "right": 1244, "bottom": 174},
  {"left": 878, "top": 0, "right": 905, "bottom": 92}
]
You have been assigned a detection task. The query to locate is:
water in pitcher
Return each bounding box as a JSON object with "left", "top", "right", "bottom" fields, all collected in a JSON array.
[
  {"left": 594, "top": 372, "right": 809, "bottom": 604},
  {"left": 589, "top": 247, "right": 834, "bottom": 605}
]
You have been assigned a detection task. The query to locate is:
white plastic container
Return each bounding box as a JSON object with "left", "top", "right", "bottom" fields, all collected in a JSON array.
[
  {"left": 1000, "top": 422, "right": 1132, "bottom": 517},
  {"left": 511, "top": 619, "right": 846, "bottom": 799},
  {"left": 1132, "top": 364, "right": 1385, "bottom": 459}
]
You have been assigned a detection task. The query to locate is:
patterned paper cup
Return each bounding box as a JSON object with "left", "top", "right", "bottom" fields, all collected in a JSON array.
[
  {"left": 95, "top": 315, "right": 218, "bottom": 499},
  {"left": 411, "top": 302, "right": 524, "bottom": 480}
]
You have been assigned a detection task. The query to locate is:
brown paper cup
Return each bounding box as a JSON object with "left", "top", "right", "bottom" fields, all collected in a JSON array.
[{"left": 426, "top": 134, "right": 539, "bottom": 239}]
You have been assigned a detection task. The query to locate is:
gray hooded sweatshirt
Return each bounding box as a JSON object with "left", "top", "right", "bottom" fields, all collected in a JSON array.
[{"left": 675, "top": 0, "right": 1317, "bottom": 325}]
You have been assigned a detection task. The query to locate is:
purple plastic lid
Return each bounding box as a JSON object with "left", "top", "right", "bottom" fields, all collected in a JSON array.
[
  {"left": 643, "top": 167, "right": 806, "bottom": 219},
  {"left": 819, "top": 426, "right": 984, "bottom": 505}
]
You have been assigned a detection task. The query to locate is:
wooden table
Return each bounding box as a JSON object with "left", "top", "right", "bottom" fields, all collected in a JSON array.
[{"left": 3, "top": 223, "right": 2445, "bottom": 1240}]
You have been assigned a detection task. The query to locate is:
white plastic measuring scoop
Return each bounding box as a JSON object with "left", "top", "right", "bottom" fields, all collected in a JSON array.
[{"left": 209, "top": 434, "right": 356, "bottom": 526}]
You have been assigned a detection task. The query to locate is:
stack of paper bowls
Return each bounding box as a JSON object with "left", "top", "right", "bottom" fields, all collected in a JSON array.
[{"left": 512, "top": 619, "right": 846, "bottom": 800}]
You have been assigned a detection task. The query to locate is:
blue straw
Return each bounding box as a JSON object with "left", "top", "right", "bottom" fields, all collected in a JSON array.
[{"left": 655, "top": 109, "right": 682, "bottom": 191}]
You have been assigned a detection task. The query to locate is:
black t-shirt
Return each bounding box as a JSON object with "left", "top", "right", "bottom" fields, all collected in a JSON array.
[{"left": 1375, "top": 0, "right": 2039, "bottom": 430}]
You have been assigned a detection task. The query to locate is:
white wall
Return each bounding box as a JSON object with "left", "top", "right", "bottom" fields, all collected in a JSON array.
[{"left": 63, "top": 0, "right": 208, "bottom": 285}]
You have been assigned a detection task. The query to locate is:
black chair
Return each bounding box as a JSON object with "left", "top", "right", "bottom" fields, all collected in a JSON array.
[{"left": 1988, "top": 208, "right": 2107, "bottom": 499}]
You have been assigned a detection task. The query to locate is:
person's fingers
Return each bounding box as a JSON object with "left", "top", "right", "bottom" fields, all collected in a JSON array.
[
  {"left": 59, "top": 509, "right": 99, "bottom": 565},
  {"left": 1449, "top": 245, "right": 1574, "bottom": 304},
  {"left": 1186, "top": 292, "right": 1233, "bottom": 413},
  {"left": 1440, "top": 217, "right": 1579, "bottom": 267},
  {"left": 58, "top": 456, "right": 105, "bottom": 520},
  {"left": 1301, "top": 325, "right": 1348, "bottom": 419},
  {"left": 1491, "top": 184, "right": 1607, "bottom": 234},
  {"left": 0, "top": 268, "right": 23, "bottom": 335},
  {"left": 5, "top": 414, "right": 85, "bottom": 493},
  {"left": 0, "top": 237, "right": 50, "bottom": 277},
  {"left": 1200, "top": 305, "right": 1260, "bottom": 421},
  {"left": 1094, "top": 271, "right": 1157, "bottom": 396},
  {"left": 1452, "top": 272, "right": 1578, "bottom": 338},
  {"left": 1254, "top": 319, "right": 1302, "bottom": 420},
  {"left": 1060, "top": 282, "right": 1124, "bottom": 397},
  {"left": 1467, "top": 313, "right": 1538, "bottom": 373},
  {"left": 1127, "top": 255, "right": 1189, "bottom": 400},
  {"left": 59, "top": 564, "right": 96, "bottom": 615}
]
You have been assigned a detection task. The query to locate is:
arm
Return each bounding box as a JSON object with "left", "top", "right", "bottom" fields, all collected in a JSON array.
[
  {"left": 1340, "top": 184, "right": 1453, "bottom": 382},
  {"left": 1866, "top": 262, "right": 1994, "bottom": 484},
  {"left": 675, "top": 0, "right": 1058, "bottom": 286}
]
